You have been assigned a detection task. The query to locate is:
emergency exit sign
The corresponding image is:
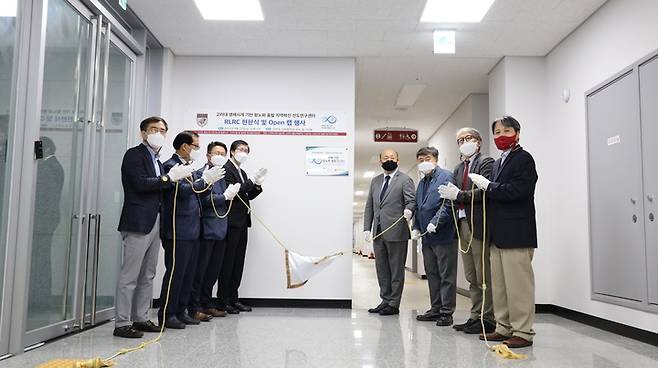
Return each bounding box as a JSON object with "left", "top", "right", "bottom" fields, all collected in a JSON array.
[
  {"left": 374, "top": 128, "right": 418, "bottom": 143},
  {"left": 119, "top": 0, "right": 127, "bottom": 10}
]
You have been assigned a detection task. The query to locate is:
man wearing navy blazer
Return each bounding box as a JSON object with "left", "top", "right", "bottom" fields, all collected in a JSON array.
[
  {"left": 412, "top": 147, "right": 458, "bottom": 327},
  {"left": 158, "top": 131, "right": 225, "bottom": 329},
  {"left": 114, "top": 117, "right": 196, "bottom": 338},
  {"left": 468, "top": 116, "right": 538, "bottom": 349},
  {"left": 218, "top": 140, "right": 265, "bottom": 314},
  {"left": 188, "top": 141, "right": 241, "bottom": 320}
]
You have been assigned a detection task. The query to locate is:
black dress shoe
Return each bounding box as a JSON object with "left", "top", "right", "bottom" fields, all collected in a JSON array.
[
  {"left": 113, "top": 326, "right": 143, "bottom": 338},
  {"left": 163, "top": 316, "right": 186, "bottom": 329},
  {"left": 453, "top": 318, "right": 477, "bottom": 331},
  {"left": 378, "top": 306, "right": 399, "bottom": 315},
  {"left": 178, "top": 313, "right": 200, "bottom": 325},
  {"left": 463, "top": 319, "right": 496, "bottom": 334},
  {"left": 222, "top": 304, "right": 240, "bottom": 314},
  {"left": 368, "top": 303, "right": 387, "bottom": 313},
  {"left": 416, "top": 311, "right": 442, "bottom": 321},
  {"left": 233, "top": 302, "right": 252, "bottom": 312},
  {"left": 436, "top": 314, "right": 454, "bottom": 327},
  {"left": 132, "top": 320, "right": 161, "bottom": 333}
]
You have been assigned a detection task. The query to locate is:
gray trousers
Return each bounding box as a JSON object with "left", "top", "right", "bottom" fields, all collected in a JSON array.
[
  {"left": 458, "top": 219, "right": 494, "bottom": 322},
  {"left": 115, "top": 215, "right": 161, "bottom": 328},
  {"left": 373, "top": 239, "right": 408, "bottom": 308},
  {"left": 422, "top": 241, "right": 457, "bottom": 315}
]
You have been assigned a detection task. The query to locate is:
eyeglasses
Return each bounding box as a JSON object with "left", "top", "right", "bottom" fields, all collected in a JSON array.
[
  {"left": 146, "top": 127, "right": 167, "bottom": 134},
  {"left": 457, "top": 135, "right": 477, "bottom": 144},
  {"left": 189, "top": 143, "right": 200, "bottom": 149}
]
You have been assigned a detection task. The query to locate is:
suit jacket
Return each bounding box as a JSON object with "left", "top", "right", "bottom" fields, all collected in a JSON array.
[
  {"left": 118, "top": 144, "right": 169, "bottom": 234},
  {"left": 161, "top": 154, "right": 210, "bottom": 240},
  {"left": 363, "top": 170, "right": 416, "bottom": 242},
  {"left": 414, "top": 167, "right": 456, "bottom": 246},
  {"left": 485, "top": 146, "right": 538, "bottom": 248},
  {"left": 196, "top": 165, "right": 229, "bottom": 240},
  {"left": 453, "top": 153, "right": 495, "bottom": 240},
  {"left": 224, "top": 159, "right": 263, "bottom": 229}
]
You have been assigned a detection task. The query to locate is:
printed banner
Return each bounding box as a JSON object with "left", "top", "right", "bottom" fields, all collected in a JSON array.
[{"left": 190, "top": 111, "right": 347, "bottom": 136}]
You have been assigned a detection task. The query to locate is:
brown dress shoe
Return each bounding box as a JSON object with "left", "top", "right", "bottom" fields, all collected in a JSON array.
[
  {"left": 193, "top": 311, "right": 213, "bottom": 322},
  {"left": 503, "top": 336, "right": 533, "bottom": 348},
  {"left": 203, "top": 308, "right": 227, "bottom": 317},
  {"left": 479, "top": 332, "right": 511, "bottom": 341}
]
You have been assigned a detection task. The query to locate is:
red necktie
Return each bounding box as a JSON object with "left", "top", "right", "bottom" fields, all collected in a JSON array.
[{"left": 459, "top": 160, "right": 470, "bottom": 210}]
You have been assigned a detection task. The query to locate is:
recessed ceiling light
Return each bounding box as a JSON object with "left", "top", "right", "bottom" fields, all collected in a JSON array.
[
  {"left": 355, "top": 190, "right": 365, "bottom": 196},
  {"left": 0, "top": 0, "right": 17, "bottom": 17},
  {"left": 353, "top": 202, "right": 358, "bottom": 206},
  {"left": 363, "top": 171, "right": 375, "bottom": 178},
  {"left": 395, "top": 84, "right": 426, "bottom": 108},
  {"left": 193, "top": 0, "right": 264, "bottom": 21},
  {"left": 420, "top": 0, "right": 495, "bottom": 23},
  {"left": 433, "top": 30, "right": 456, "bottom": 54}
]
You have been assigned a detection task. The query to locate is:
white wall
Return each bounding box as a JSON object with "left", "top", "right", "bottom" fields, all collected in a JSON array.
[
  {"left": 153, "top": 56, "right": 355, "bottom": 301},
  {"left": 426, "top": 93, "right": 490, "bottom": 292},
  {"left": 490, "top": 0, "right": 658, "bottom": 331}
]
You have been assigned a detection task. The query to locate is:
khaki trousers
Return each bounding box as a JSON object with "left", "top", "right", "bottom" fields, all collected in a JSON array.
[
  {"left": 490, "top": 243, "right": 536, "bottom": 341},
  {"left": 458, "top": 220, "right": 494, "bottom": 322}
]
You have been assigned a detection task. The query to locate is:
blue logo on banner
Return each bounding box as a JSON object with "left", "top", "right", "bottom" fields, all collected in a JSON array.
[{"left": 322, "top": 115, "right": 337, "bottom": 124}]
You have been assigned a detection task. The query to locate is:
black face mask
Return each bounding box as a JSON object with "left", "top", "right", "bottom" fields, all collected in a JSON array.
[{"left": 381, "top": 160, "right": 398, "bottom": 172}]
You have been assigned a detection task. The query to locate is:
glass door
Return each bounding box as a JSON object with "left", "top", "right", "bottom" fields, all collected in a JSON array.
[
  {"left": 82, "top": 30, "right": 134, "bottom": 326},
  {"left": 25, "top": 0, "right": 95, "bottom": 343},
  {"left": 25, "top": 0, "right": 134, "bottom": 345}
]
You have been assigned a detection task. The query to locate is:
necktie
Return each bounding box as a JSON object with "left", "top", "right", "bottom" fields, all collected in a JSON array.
[
  {"left": 380, "top": 175, "right": 390, "bottom": 201},
  {"left": 421, "top": 176, "right": 431, "bottom": 201},
  {"left": 459, "top": 160, "right": 470, "bottom": 210}
]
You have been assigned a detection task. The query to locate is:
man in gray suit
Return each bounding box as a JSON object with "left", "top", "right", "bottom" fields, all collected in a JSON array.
[{"left": 363, "top": 149, "right": 416, "bottom": 315}]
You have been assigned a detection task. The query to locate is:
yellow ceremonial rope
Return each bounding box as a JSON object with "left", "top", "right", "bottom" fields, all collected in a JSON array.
[
  {"left": 234, "top": 194, "right": 345, "bottom": 257},
  {"left": 449, "top": 184, "right": 477, "bottom": 254}
]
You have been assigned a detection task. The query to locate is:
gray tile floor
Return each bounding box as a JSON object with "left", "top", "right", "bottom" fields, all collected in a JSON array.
[{"left": 3, "top": 255, "right": 658, "bottom": 367}]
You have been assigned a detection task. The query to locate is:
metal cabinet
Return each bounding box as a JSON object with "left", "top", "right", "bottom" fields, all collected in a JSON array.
[{"left": 586, "top": 51, "right": 658, "bottom": 312}]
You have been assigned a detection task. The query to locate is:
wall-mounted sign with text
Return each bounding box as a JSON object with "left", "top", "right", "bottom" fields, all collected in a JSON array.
[
  {"left": 190, "top": 111, "right": 347, "bottom": 136},
  {"left": 373, "top": 128, "right": 418, "bottom": 143},
  {"left": 305, "top": 146, "right": 349, "bottom": 176}
]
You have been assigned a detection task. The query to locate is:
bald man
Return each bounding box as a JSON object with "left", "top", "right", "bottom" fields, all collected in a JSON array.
[{"left": 363, "top": 149, "right": 416, "bottom": 315}]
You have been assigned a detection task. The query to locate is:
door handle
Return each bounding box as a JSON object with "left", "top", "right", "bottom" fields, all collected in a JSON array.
[{"left": 90, "top": 214, "right": 101, "bottom": 325}]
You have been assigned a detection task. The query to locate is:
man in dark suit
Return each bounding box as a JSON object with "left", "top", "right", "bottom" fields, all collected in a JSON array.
[
  {"left": 114, "top": 117, "right": 196, "bottom": 338},
  {"left": 363, "top": 149, "right": 416, "bottom": 316},
  {"left": 412, "top": 147, "right": 458, "bottom": 327},
  {"left": 469, "top": 116, "right": 538, "bottom": 349},
  {"left": 218, "top": 140, "right": 265, "bottom": 314},
  {"left": 438, "top": 127, "right": 496, "bottom": 334},
  {"left": 189, "top": 141, "right": 241, "bottom": 320},
  {"left": 158, "top": 131, "right": 225, "bottom": 329}
]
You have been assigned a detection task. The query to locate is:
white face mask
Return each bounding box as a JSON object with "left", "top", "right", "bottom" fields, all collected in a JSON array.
[
  {"left": 417, "top": 161, "right": 435, "bottom": 175},
  {"left": 210, "top": 154, "right": 228, "bottom": 167},
  {"left": 190, "top": 148, "right": 203, "bottom": 162},
  {"left": 459, "top": 141, "right": 479, "bottom": 158},
  {"left": 234, "top": 151, "right": 249, "bottom": 164},
  {"left": 146, "top": 133, "right": 165, "bottom": 149}
]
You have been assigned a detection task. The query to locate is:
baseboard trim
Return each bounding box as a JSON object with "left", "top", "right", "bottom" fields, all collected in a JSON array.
[
  {"left": 152, "top": 298, "right": 352, "bottom": 309},
  {"left": 536, "top": 304, "right": 658, "bottom": 347}
]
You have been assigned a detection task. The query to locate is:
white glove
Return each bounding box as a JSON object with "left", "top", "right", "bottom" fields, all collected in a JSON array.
[
  {"left": 403, "top": 209, "right": 413, "bottom": 220},
  {"left": 426, "top": 223, "right": 437, "bottom": 233},
  {"left": 201, "top": 166, "right": 226, "bottom": 184},
  {"left": 364, "top": 231, "right": 372, "bottom": 242},
  {"left": 411, "top": 229, "right": 421, "bottom": 240},
  {"left": 468, "top": 173, "right": 491, "bottom": 190},
  {"left": 167, "top": 163, "right": 196, "bottom": 181},
  {"left": 222, "top": 183, "right": 241, "bottom": 201},
  {"left": 438, "top": 182, "right": 460, "bottom": 201},
  {"left": 251, "top": 168, "right": 268, "bottom": 185}
]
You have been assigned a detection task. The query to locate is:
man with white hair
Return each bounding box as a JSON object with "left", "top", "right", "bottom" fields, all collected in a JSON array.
[{"left": 438, "top": 127, "right": 496, "bottom": 335}]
